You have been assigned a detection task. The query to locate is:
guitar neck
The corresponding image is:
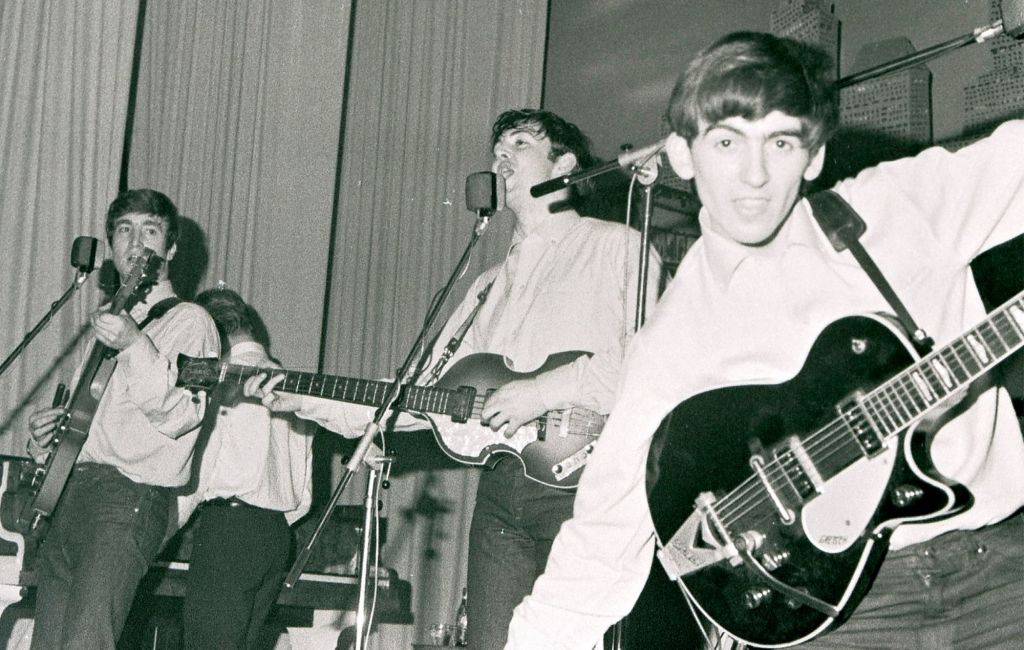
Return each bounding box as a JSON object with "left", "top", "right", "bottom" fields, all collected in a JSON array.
[
  {"left": 868, "top": 291, "right": 1024, "bottom": 439},
  {"left": 218, "top": 364, "right": 470, "bottom": 418}
]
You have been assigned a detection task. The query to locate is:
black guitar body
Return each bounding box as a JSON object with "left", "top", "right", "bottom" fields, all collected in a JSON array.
[{"left": 646, "top": 316, "right": 974, "bottom": 647}]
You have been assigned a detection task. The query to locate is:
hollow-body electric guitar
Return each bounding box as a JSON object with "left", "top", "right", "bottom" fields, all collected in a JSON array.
[
  {"left": 176, "top": 350, "right": 605, "bottom": 488},
  {"left": 27, "top": 250, "right": 163, "bottom": 529},
  {"left": 646, "top": 290, "right": 1024, "bottom": 648}
]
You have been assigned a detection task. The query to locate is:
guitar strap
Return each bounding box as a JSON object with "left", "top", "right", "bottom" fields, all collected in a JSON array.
[
  {"left": 424, "top": 280, "right": 495, "bottom": 384},
  {"left": 136, "top": 297, "right": 183, "bottom": 330},
  {"left": 807, "top": 190, "right": 934, "bottom": 352}
]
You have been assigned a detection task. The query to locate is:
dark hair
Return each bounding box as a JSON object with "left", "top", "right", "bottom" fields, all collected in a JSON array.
[
  {"left": 666, "top": 32, "right": 838, "bottom": 151},
  {"left": 491, "top": 109, "right": 597, "bottom": 172},
  {"left": 194, "top": 288, "right": 268, "bottom": 350},
  {"left": 104, "top": 188, "right": 180, "bottom": 249}
]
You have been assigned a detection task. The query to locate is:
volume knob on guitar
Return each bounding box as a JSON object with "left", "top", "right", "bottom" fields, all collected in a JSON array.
[{"left": 890, "top": 484, "right": 925, "bottom": 508}]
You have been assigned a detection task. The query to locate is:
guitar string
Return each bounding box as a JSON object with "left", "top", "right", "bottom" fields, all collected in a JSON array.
[{"left": 712, "top": 312, "right": 1021, "bottom": 528}]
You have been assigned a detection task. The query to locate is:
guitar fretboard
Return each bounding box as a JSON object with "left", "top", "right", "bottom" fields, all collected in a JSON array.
[
  {"left": 216, "top": 365, "right": 472, "bottom": 420},
  {"left": 849, "top": 293, "right": 1024, "bottom": 451}
]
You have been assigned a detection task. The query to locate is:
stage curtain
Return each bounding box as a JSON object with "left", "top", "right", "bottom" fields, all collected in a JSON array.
[
  {"left": 0, "top": 0, "right": 139, "bottom": 453},
  {"left": 321, "top": 0, "right": 548, "bottom": 647},
  {"left": 126, "top": 0, "right": 348, "bottom": 372}
]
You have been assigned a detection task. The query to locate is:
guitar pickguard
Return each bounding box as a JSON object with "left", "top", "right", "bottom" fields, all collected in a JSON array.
[{"left": 801, "top": 443, "right": 894, "bottom": 554}]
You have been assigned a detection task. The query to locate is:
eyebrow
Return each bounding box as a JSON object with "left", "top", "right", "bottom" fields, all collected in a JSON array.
[
  {"left": 114, "top": 215, "right": 165, "bottom": 228},
  {"left": 704, "top": 123, "right": 804, "bottom": 140}
]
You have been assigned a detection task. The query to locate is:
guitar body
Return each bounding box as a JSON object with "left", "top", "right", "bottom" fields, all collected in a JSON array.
[
  {"left": 646, "top": 315, "right": 974, "bottom": 647},
  {"left": 419, "top": 351, "right": 603, "bottom": 488},
  {"left": 29, "top": 355, "right": 114, "bottom": 522}
]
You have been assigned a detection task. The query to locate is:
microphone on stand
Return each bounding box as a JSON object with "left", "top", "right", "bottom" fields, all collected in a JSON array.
[
  {"left": 530, "top": 138, "right": 666, "bottom": 198},
  {"left": 0, "top": 236, "right": 103, "bottom": 379},
  {"left": 465, "top": 171, "right": 501, "bottom": 216},
  {"left": 70, "top": 236, "right": 99, "bottom": 273}
]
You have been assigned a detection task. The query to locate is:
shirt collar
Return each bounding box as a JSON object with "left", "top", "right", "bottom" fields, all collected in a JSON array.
[
  {"left": 508, "top": 211, "right": 581, "bottom": 252},
  {"left": 700, "top": 197, "right": 822, "bottom": 288}
]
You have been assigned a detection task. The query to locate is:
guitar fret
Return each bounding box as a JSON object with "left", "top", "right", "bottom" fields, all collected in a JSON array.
[{"left": 946, "top": 339, "right": 978, "bottom": 380}]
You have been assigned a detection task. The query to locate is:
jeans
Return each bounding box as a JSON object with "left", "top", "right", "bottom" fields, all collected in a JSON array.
[
  {"left": 182, "top": 500, "right": 291, "bottom": 650},
  {"left": 30, "top": 463, "right": 171, "bottom": 650},
  {"left": 797, "top": 512, "right": 1024, "bottom": 649},
  {"left": 467, "top": 458, "right": 576, "bottom": 650}
]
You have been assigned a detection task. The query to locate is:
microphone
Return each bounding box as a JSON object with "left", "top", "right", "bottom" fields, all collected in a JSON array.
[
  {"left": 530, "top": 138, "right": 667, "bottom": 198},
  {"left": 70, "top": 236, "right": 99, "bottom": 273},
  {"left": 465, "top": 171, "right": 500, "bottom": 216}
]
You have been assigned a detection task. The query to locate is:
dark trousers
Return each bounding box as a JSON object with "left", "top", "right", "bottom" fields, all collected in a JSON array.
[
  {"left": 31, "top": 463, "right": 171, "bottom": 650},
  {"left": 182, "top": 499, "right": 291, "bottom": 650},
  {"left": 797, "top": 512, "right": 1024, "bottom": 649},
  {"left": 467, "top": 459, "right": 576, "bottom": 650}
]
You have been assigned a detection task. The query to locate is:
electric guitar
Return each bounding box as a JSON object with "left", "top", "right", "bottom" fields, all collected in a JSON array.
[
  {"left": 175, "top": 350, "right": 605, "bottom": 488},
  {"left": 646, "top": 289, "right": 1024, "bottom": 647},
  {"left": 27, "top": 249, "right": 163, "bottom": 530}
]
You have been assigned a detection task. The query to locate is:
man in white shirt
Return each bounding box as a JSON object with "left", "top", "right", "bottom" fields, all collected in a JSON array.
[
  {"left": 246, "top": 109, "right": 662, "bottom": 649},
  {"left": 176, "top": 288, "right": 314, "bottom": 649},
  {"left": 507, "top": 32, "right": 1024, "bottom": 650},
  {"left": 27, "top": 189, "right": 220, "bottom": 648}
]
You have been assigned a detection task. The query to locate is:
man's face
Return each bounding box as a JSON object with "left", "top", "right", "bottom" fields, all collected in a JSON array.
[
  {"left": 491, "top": 125, "right": 575, "bottom": 209},
  {"left": 666, "top": 111, "right": 825, "bottom": 246},
  {"left": 110, "top": 212, "right": 175, "bottom": 280}
]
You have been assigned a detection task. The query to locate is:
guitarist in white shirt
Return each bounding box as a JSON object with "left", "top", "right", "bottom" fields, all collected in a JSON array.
[
  {"left": 246, "top": 109, "right": 662, "bottom": 649},
  {"left": 506, "top": 32, "right": 1024, "bottom": 650},
  {"left": 26, "top": 189, "right": 220, "bottom": 649}
]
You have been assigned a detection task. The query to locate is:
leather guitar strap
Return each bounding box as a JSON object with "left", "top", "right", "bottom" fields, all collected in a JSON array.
[{"left": 807, "top": 190, "right": 934, "bottom": 352}]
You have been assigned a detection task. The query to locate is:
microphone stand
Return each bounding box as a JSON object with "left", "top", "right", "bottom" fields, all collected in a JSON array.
[
  {"left": 0, "top": 271, "right": 90, "bottom": 380},
  {"left": 353, "top": 455, "right": 393, "bottom": 650},
  {"left": 838, "top": 17, "right": 1010, "bottom": 88},
  {"left": 282, "top": 211, "right": 494, "bottom": 642},
  {"left": 605, "top": 157, "right": 658, "bottom": 650}
]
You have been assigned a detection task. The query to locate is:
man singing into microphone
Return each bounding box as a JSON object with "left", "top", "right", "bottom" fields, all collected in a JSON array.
[{"left": 246, "top": 108, "right": 662, "bottom": 649}]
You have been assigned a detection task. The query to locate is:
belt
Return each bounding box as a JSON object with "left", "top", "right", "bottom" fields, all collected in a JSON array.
[{"left": 204, "top": 496, "right": 258, "bottom": 509}]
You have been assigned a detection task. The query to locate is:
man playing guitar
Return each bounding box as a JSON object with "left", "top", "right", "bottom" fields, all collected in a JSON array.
[
  {"left": 506, "top": 33, "right": 1024, "bottom": 649},
  {"left": 26, "top": 189, "right": 220, "bottom": 648},
  {"left": 246, "top": 109, "right": 662, "bottom": 649}
]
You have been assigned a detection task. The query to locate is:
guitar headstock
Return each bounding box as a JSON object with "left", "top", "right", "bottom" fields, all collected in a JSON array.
[
  {"left": 175, "top": 354, "right": 222, "bottom": 392},
  {"left": 109, "top": 247, "right": 164, "bottom": 314}
]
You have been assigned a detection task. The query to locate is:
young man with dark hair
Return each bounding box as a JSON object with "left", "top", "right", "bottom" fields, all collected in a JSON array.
[
  {"left": 246, "top": 108, "right": 662, "bottom": 649},
  {"left": 27, "top": 189, "right": 220, "bottom": 648},
  {"left": 176, "top": 288, "right": 313, "bottom": 650},
  {"left": 507, "top": 32, "right": 1023, "bottom": 649}
]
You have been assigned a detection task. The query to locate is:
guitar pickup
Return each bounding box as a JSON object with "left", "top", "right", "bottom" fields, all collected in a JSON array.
[{"left": 448, "top": 386, "right": 477, "bottom": 423}]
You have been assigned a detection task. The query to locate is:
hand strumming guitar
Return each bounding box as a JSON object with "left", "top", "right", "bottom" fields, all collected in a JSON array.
[{"left": 480, "top": 378, "right": 547, "bottom": 438}]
